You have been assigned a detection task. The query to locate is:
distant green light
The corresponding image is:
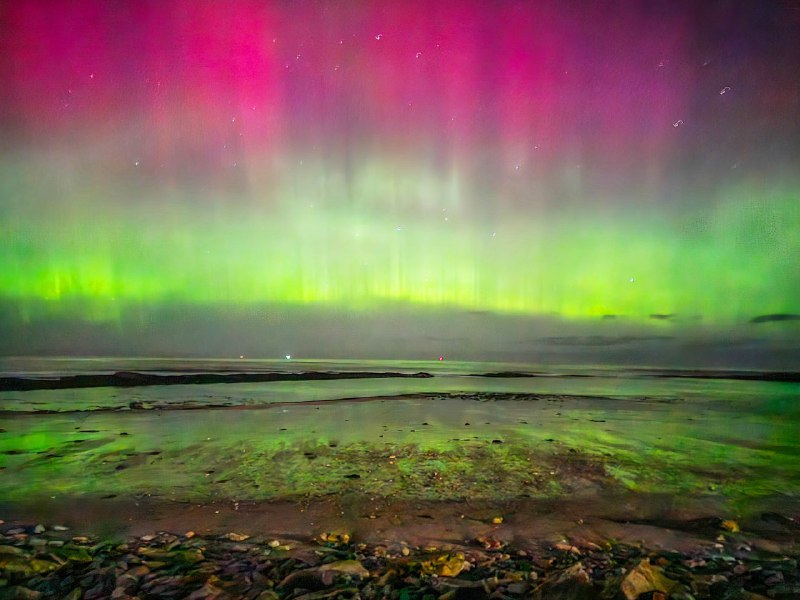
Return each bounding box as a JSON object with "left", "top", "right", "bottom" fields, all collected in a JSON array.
[{"left": 1, "top": 156, "right": 798, "bottom": 324}]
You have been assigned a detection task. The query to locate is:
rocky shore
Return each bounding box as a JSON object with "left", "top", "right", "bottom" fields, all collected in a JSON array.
[{"left": 1, "top": 518, "right": 798, "bottom": 600}]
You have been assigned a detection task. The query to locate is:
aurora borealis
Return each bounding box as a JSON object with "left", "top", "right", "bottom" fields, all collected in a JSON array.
[{"left": 1, "top": 1, "right": 799, "bottom": 359}]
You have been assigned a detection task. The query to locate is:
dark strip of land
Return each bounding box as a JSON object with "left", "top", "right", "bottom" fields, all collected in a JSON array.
[
  {"left": 476, "top": 369, "right": 800, "bottom": 382},
  {"left": 630, "top": 368, "right": 800, "bottom": 382},
  {"left": 3, "top": 367, "right": 798, "bottom": 392},
  {"left": 0, "top": 370, "right": 433, "bottom": 391}
]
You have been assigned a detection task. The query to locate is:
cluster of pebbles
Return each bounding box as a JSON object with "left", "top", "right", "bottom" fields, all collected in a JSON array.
[{"left": 1, "top": 520, "right": 798, "bottom": 600}]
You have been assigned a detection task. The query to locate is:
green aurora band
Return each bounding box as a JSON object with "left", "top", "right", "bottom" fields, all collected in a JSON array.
[{"left": 1, "top": 154, "right": 798, "bottom": 326}]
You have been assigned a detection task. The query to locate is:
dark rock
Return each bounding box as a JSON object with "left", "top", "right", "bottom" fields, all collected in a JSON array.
[
  {"left": 84, "top": 580, "right": 112, "bottom": 600},
  {"left": 750, "top": 313, "right": 800, "bottom": 324},
  {"left": 0, "top": 587, "right": 43, "bottom": 600},
  {"left": 531, "top": 562, "right": 596, "bottom": 600},
  {"left": 621, "top": 559, "right": 679, "bottom": 600},
  {"left": 184, "top": 583, "right": 222, "bottom": 600},
  {"left": 279, "top": 568, "right": 328, "bottom": 591},
  {"left": 690, "top": 573, "right": 728, "bottom": 598},
  {"left": 505, "top": 582, "right": 529, "bottom": 595}
]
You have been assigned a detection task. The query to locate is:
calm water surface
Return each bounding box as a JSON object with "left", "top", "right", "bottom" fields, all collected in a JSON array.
[{"left": 1, "top": 358, "right": 798, "bottom": 525}]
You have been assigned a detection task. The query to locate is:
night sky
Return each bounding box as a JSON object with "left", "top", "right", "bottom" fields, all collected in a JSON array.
[{"left": 1, "top": 1, "right": 799, "bottom": 362}]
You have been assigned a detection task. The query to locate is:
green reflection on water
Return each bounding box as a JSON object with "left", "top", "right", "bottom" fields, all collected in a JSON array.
[{"left": 2, "top": 376, "right": 798, "bottom": 518}]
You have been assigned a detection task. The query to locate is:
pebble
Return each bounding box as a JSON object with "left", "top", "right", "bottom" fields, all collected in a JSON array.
[
  {"left": 0, "top": 521, "right": 797, "bottom": 600},
  {"left": 507, "top": 582, "right": 529, "bottom": 594}
]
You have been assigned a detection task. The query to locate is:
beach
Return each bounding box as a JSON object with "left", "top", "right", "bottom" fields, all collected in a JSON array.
[{"left": 1, "top": 360, "right": 799, "bottom": 597}]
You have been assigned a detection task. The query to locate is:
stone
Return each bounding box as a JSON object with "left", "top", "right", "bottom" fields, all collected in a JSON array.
[
  {"left": 506, "top": 582, "right": 529, "bottom": 595},
  {"left": 1, "top": 587, "right": 43, "bottom": 600},
  {"left": 621, "top": 560, "right": 679, "bottom": 600},
  {"left": 318, "top": 560, "right": 370, "bottom": 579},
  {"left": 531, "top": 562, "right": 595, "bottom": 600},
  {"left": 279, "top": 568, "right": 328, "bottom": 591},
  {"left": 187, "top": 583, "right": 224, "bottom": 599}
]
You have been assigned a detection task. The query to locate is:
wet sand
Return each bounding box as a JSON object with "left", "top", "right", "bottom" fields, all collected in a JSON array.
[
  {"left": 1, "top": 366, "right": 799, "bottom": 597},
  {"left": 2, "top": 380, "right": 799, "bottom": 553},
  {"left": 0, "top": 361, "right": 797, "bottom": 530}
]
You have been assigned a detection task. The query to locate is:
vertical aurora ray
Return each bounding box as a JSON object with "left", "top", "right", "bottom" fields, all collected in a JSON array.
[{"left": 1, "top": 1, "right": 799, "bottom": 357}]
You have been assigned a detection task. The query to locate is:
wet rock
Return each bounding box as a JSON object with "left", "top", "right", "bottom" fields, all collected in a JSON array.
[
  {"left": 690, "top": 573, "right": 728, "bottom": 598},
  {"left": 435, "top": 579, "right": 491, "bottom": 600},
  {"left": 506, "top": 582, "right": 529, "bottom": 595},
  {"left": 553, "top": 543, "right": 580, "bottom": 555},
  {"left": 113, "top": 572, "right": 139, "bottom": 596},
  {"left": 531, "top": 562, "right": 595, "bottom": 600},
  {"left": 127, "top": 565, "right": 150, "bottom": 578},
  {"left": 110, "top": 587, "right": 134, "bottom": 600},
  {"left": 721, "top": 520, "right": 740, "bottom": 533},
  {"left": 621, "top": 560, "right": 679, "bottom": 600},
  {"left": 0, "top": 545, "right": 25, "bottom": 556},
  {"left": 0, "top": 586, "right": 43, "bottom": 600},
  {"left": 0, "top": 556, "right": 61, "bottom": 576},
  {"left": 420, "top": 554, "right": 470, "bottom": 577},
  {"left": 735, "top": 592, "right": 771, "bottom": 600},
  {"left": 187, "top": 582, "right": 224, "bottom": 599},
  {"left": 84, "top": 580, "right": 113, "bottom": 600},
  {"left": 294, "top": 586, "right": 360, "bottom": 600},
  {"left": 765, "top": 584, "right": 800, "bottom": 598},
  {"left": 318, "top": 559, "right": 370, "bottom": 579},
  {"left": 764, "top": 571, "right": 784, "bottom": 586},
  {"left": 280, "top": 568, "right": 329, "bottom": 591}
]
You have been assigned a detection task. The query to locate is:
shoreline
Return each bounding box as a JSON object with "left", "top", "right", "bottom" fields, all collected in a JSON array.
[
  {"left": 0, "top": 372, "right": 434, "bottom": 393},
  {"left": 2, "top": 366, "right": 799, "bottom": 393},
  {"left": 2, "top": 375, "right": 798, "bottom": 596},
  {"left": 1, "top": 505, "right": 798, "bottom": 600},
  {"left": 3, "top": 493, "right": 798, "bottom": 554}
]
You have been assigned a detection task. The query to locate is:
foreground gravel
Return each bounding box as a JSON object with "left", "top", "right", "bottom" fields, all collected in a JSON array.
[{"left": 1, "top": 517, "right": 799, "bottom": 600}]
